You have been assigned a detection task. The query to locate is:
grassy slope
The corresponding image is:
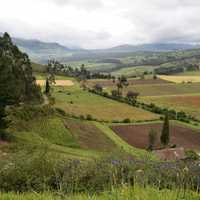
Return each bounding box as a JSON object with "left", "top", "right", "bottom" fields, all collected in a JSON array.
[
  {"left": 1, "top": 185, "right": 199, "bottom": 200},
  {"left": 53, "top": 85, "right": 159, "bottom": 122},
  {"left": 94, "top": 122, "right": 155, "bottom": 160}
]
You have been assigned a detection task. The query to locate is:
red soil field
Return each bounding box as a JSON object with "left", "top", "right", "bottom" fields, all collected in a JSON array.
[{"left": 111, "top": 123, "right": 200, "bottom": 150}]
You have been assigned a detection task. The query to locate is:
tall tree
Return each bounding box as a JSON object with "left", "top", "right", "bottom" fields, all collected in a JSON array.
[
  {"left": 0, "top": 32, "right": 43, "bottom": 135},
  {"left": 160, "top": 114, "right": 170, "bottom": 146}
]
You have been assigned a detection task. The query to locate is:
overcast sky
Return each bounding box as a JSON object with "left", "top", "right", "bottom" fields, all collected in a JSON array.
[{"left": 1, "top": 0, "right": 200, "bottom": 49}]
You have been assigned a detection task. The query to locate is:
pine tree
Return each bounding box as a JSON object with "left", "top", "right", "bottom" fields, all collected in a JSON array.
[{"left": 160, "top": 114, "right": 170, "bottom": 146}]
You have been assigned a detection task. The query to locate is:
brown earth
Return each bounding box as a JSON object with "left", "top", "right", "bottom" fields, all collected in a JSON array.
[
  {"left": 64, "top": 119, "right": 116, "bottom": 151},
  {"left": 111, "top": 123, "right": 200, "bottom": 150}
]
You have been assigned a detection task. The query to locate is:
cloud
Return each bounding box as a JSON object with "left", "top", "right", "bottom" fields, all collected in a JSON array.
[
  {"left": 1, "top": 0, "right": 200, "bottom": 48},
  {"left": 45, "top": 0, "right": 104, "bottom": 10}
]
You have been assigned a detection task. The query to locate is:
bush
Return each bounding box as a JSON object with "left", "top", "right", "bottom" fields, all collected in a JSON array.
[
  {"left": 86, "top": 114, "right": 93, "bottom": 121},
  {"left": 55, "top": 108, "right": 66, "bottom": 116},
  {"left": 185, "top": 150, "right": 200, "bottom": 160},
  {"left": 123, "top": 118, "right": 131, "bottom": 123}
]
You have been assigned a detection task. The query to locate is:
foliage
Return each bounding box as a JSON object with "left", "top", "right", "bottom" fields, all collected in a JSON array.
[
  {"left": 160, "top": 114, "right": 170, "bottom": 146},
  {"left": 148, "top": 129, "right": 157, "bottom": 151}
]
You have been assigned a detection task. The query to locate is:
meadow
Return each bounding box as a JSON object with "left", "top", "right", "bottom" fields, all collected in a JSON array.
[{"left": 53, "top": 85, "right": 159, "bottom": 122}]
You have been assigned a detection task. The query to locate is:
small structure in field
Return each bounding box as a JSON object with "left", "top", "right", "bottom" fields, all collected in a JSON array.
[{"left": 154, "top": 147, "right": 186, "bottom": 160}]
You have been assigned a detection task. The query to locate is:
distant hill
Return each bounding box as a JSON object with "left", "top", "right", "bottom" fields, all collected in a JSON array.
[
  {"left": 104, "top": 43, "right": 200, "bottom": 53},
  {"left": 12, "top": 37, "right": 77, "bottom": 63},
  {"left": 2, "top": 32, "right": 200, "bottom": 64}
]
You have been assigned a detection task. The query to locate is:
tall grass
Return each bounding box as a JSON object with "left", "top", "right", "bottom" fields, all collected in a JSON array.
[{"left": 1, "top": 185, "right": 199, "bottom": 200}]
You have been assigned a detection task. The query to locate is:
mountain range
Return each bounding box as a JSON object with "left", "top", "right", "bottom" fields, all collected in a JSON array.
[{"left": 2, "top": 33, "right": 200, "bottom": 63}]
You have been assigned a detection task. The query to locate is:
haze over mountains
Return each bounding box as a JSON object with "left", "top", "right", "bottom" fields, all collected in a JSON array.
[{"left": 2, "top": 33, "right": 200, "bottom": 64}]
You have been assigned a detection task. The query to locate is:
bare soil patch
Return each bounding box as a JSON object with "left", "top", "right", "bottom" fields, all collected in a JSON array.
[
  {"left": 111, "top": 123, "right": 200, "bottom": 150},
  {"left": 36, "top": 80, "right": 74, "bottom": 86}
]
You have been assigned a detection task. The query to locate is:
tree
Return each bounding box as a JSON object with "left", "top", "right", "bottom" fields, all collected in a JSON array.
[
  {"left": 94, "top": 84, "right": 103, "bottom": 93},
  {"left": 160, "top": 114, "right": 170, "bottom": 146},
  {"left": 126, "top": 91, "right": 139, "bottom": 101},
  {"left": 148, "top": 129, "right": 157, "bottom": 151},
  {"left": 45, "top": 78, "right": 50, "bottom": 94}
]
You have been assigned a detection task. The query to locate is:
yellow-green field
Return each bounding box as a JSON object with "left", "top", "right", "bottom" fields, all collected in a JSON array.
[
  {"left": 53, "top": 85, "right": 159, "bottom": 122},
  {"left": 158, "top": 75, "right": 200, "bottom": 83}
]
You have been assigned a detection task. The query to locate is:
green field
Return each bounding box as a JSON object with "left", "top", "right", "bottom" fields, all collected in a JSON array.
[
  {"left": 53, "top": 85, "right": 159, "bottom": 122},
  {"left": 112, "top": 65, "right": 157, "bottom": 77}
]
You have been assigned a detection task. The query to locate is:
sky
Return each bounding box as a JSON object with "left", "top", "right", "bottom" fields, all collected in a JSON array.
[{"left": 1, "top": 0, "right": 200, "bottom": 49}]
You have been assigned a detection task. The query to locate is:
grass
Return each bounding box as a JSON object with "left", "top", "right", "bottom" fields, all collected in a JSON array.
[
  {"left": 8, "top": 113, "right": 108, "bottom": 160},
  {"left": 1, "top": 185, "right": 199, "bottom": 200},
  {"left": 112, "top": 65, "right": 157, "bottom": 77},
  {"left": 140, "top": 94, "right": 200, "bottom": 120},
  {"left": 34, "top": 72, "right": 75, "bottom": 80},
  {"left": 53, "top": 85, "right": 159, "bottom": 122},
  {"left": 176, "top": 70, "right": 200, "bottom": 76}
]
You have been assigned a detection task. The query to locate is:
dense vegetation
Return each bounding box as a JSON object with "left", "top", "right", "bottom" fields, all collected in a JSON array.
[{"left": 0, "top": 33, "right": 42, "bottom": 138}]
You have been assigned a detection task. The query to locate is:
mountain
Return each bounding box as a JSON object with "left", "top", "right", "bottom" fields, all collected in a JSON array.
[
  {"left": 2, "top": 32, "right": 200, "bottom": 63},
  {"left": 105, "top": 43, "right": 200, "bottom": 52},
  {"left": 12, "top": 37, "right": 77, "bottom": 63}
]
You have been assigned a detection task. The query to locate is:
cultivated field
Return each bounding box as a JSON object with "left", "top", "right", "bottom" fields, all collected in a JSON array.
[
  {"left": 53, "top": 86, "right": 159, "bottom": 122},
  {"left": 87, "top": 78, "right": 170, "bottom": 88},
  {"left": 105, "top": 82, "right": 200, "bottom": 96},
  {"left": 111, "top": 123, "right": 200, "bottom": 150},
  {"left": 64, "top": 118, "right": 116, "bottom": 151},
  {"left": 140, "top": 94, "right": 200, "bottom": 120},
  {"left": 158, "top": 75, "right": 200, "bottom": 83}
]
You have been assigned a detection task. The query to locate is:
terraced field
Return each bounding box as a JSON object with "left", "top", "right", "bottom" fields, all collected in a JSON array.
[{"left": 53, "top": 85, "right": 159, "bottom": 122}]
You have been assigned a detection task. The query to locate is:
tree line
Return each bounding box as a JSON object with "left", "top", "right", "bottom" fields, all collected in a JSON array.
[{"left": 0, "top": 33, "right": 43, "bottom": 138}]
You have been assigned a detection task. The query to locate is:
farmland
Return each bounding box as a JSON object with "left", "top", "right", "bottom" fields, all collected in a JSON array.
[
  {"left": 140, "top": 94, "right": 200, "bottom": 120},
  {"left": 111, "top": 122, "right": 200, "bottom": 151},
  {"left": 158, "top": 75, "right": 200, "bottom": 83},
  {"left": 53, "top": 85, "right": 159, "bottom": 122}
]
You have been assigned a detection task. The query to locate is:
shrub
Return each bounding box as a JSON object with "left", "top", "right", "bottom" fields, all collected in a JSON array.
[
  {"left": 185, "top": 150, "right": 200, "bottom": 160},
  {"left": 86, "top": 114, "right": 93, "bottom": 121},
  {"left": 55, "top": 108, "right": 66, "bottom": 116},
  {"left": 123, "top": 118, "right": 131, "bottom": 123}
]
